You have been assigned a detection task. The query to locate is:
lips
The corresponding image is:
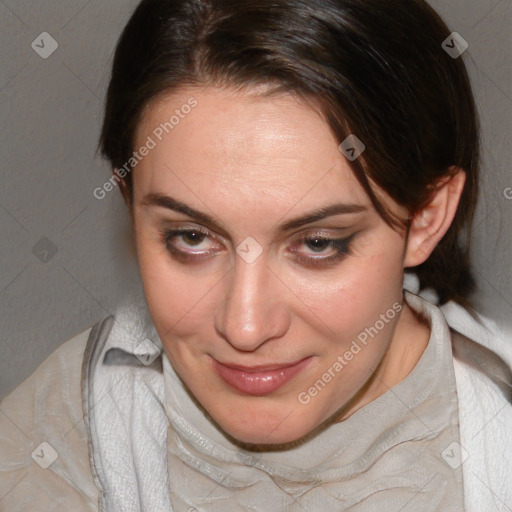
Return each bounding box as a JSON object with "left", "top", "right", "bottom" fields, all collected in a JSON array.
[{"left": 212, "top": 357, "right": 312, "bottom": 396}]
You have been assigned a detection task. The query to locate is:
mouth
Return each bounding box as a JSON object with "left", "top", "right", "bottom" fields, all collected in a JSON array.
[{"left": 212, "top": 356, "right": 313, "bottom": 396}]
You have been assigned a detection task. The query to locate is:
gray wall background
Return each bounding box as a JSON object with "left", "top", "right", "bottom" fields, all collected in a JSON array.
[{"left": 1, "top": 0, "right": 511, "bottom": 400}]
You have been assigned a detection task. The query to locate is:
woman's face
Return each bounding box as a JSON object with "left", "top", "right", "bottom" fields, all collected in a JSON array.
[{"left": 132, "top": 86, "right": 426, "bottom": 445}]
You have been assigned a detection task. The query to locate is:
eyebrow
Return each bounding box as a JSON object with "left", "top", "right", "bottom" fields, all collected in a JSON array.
[{"left": 142, "top": 193, "right": 367, "bottom": 233}]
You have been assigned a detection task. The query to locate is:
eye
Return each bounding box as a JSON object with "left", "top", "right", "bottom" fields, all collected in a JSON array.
[
  {"left": 289, "top": 232, "right": 355, "bottom": 267},
  {"left": 160, "top": 226, "right": 355, "bottom": 267},
  {"left": 160, "top": 226, "right": 223, "bottom": 261}
]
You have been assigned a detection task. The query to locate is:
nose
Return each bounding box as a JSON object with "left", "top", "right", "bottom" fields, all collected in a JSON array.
[{"left": 215, "top": 253, "right": 290, "bottom": 352}]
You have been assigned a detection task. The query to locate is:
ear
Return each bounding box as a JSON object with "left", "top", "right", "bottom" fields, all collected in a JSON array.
[{"left": 403, "top": 167, "right": 466, "bottom": 268}]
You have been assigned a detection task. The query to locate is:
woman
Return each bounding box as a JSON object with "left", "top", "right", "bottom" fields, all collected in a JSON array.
[{"left": 1, "top": 0, "right": 511, "bottom": 510}]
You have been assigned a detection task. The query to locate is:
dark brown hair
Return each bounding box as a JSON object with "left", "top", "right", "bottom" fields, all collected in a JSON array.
[{"left": 99, "top": 0, "right": 480, "bottom": 310}]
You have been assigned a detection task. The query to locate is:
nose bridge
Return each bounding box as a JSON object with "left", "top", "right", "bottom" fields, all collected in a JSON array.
[{"left": 215, "top": 254, "right": 287, "bottom": 351}]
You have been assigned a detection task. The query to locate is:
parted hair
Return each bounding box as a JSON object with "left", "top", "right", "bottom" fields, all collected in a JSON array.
[{"left": 100, "top": 0, "right": 480, "bottom": 310}]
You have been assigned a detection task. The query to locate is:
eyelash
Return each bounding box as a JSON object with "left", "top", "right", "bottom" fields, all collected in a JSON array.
[{"left": 159, "top": 227, "right": 354, "bottom": 267}]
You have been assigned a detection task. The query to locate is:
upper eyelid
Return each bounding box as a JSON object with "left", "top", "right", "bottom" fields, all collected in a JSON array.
[
  {"left": 164, "top": 223, "right": 351, "bottom": 241},
  {"left": 165, "top": 227, "right": 353, "bottom": 255},
  {"left": 165, "top": 224, "right": 217, "bottom": 241}
]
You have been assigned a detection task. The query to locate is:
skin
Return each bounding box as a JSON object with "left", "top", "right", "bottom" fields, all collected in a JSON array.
[{"left": 129, "top": 85, "right": 465, "bottom": 445}]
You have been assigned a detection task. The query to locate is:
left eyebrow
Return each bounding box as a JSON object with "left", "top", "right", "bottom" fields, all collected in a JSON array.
[
  {"left": 276, "top": 203, "right": 368, "bottom": 232},
  {"left": 141, "top": 193, "right": 368, "bottom": 233}
]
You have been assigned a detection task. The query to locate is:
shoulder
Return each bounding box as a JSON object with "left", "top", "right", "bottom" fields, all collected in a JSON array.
[
  {"left": 451, "top": 330, "right": 512, "bottom": 510},
  {"left": 0, "top": 326, "right": 99, "bottom": 510}
]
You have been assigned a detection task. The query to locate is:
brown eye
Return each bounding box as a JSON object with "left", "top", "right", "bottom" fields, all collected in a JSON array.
[
  {"left": 289, "top": 232, "right": 356, "bottom": 268},
  {"left": 305, "top": 237, "right": 331, "bottom": 252},
  {"left": 181, "top": 230, "right": 206, "bottom": 246},
  {"left": 160, "top": 227, "right": 222, "bottom": 261}
]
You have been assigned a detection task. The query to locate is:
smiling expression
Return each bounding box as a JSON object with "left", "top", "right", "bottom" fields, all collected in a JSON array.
[{"left": 131, "top": 85, "right": 430, "bottom": 445}]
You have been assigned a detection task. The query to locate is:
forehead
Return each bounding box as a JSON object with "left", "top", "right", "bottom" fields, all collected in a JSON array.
[{"left": 133, "top": 86, "right": 374, "bottom": 212}]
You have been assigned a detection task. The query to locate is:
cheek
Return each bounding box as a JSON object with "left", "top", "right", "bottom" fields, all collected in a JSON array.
[
  {"left": 280, "top": 234, "right": 405, "bottom": 340},
  {"left": 135, "top": 229, "right": 222, "bottom": 340},
  {"left": 290, "top": 256, "right": 404, "bottom": 418}
]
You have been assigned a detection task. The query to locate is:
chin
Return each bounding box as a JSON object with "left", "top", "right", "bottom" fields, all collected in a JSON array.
[
  {"left": 224, "top": 425, "right": 310, "bottom": 448},
  {"left": 211, "top": 404, "right": 321, "bottom": 448}
]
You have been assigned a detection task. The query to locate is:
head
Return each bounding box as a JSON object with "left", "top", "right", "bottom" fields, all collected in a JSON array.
[{"left": 99, "top": 0, "right": 479, "bottom": 445}]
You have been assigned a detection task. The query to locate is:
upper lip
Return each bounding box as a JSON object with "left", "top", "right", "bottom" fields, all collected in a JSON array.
[{"left": 213, "top": 357, "right": 310, "bottom": 373}]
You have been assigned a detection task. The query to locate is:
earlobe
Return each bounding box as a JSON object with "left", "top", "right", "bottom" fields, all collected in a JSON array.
[{"left": 404, "top": 168, "right": 466, "bottom": 268}]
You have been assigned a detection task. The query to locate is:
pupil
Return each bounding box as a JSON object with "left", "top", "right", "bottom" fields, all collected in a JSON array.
[
  {"left": 184, "top": 231, "right": 204, "bottom": 246},
  {"left": 307, "top": 237, "right": 329, "bottom": 252}
]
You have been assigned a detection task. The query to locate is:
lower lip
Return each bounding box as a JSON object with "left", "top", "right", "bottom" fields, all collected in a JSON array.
[{"left": 213, "top": 357, "right": 312, "bottom": 396}]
